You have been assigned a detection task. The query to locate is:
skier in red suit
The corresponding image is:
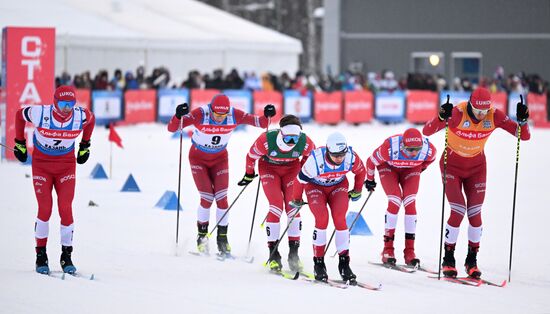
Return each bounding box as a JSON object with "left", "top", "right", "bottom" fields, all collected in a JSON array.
[
  {"left": 13, "top": 85, "right": 95, "bottom": 275},
  {"left": 423, "top": 87, "right": 530, "bottom": 278},
  {"left": 291, "top": 132, "right": 366, "bottom": 283},
  {"left": 239, "top": 115, "right": 315, "bottom": 272},
  {"left": 167, "top": 95, "right": 275, "bottom": 256},
  {"left": 364, "top": 128, "right": 436, "bottom": 267}
]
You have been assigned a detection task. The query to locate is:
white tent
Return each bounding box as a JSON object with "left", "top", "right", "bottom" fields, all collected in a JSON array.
[{"left": 1, "top": 0, "right": 302, "bottom": 80}]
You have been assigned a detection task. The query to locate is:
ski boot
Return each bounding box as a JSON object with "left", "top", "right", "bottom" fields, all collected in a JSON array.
[
  {"left": 60, "top": 246, "right": 77, "bottom": 274},
  {"left": 313, "top": 256, "right": 328, "bottom": 282},
  {"left": 381, "top": 233, "right": 396, "bottom": 265},
  {"left": 197, "top": 223, "right": 209, "bottom": 254},
  {"left": 216, "top": 225, "right": 232, "bottom": 257},
  {"left": 464, "top": 245, "right": 482, "bottom": 279},
  {"left": 442, "top": 244, "right": 458, "bottom": 278},
  {"left": 267, "top": 241, "right": 283, "bottom": 272},
  {"left": 404, "top": 233, "right": 420, "bottom": 267},
  {"left": 338, "top": 251, "right": 357, "bottom": 285},
  {"left": 35, "top": 246, "right": 49, "bottom": 274},
  {"left": 287, "top": 240, "right": 303, "bottom": 273}
]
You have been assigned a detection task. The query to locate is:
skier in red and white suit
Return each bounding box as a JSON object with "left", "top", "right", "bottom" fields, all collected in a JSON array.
[
  {"left": 167, "top": 95, "right": 275, "bottom": 255},
  {"left": 13, "top": 85, "right": 95, "bottom": 275},
  {"left": 364, "top": 128, "right": 436, "bottom": 267},
  {"left": 291, "top": 132, "right": 366, "bottom": 283},
  {"left": 239, "top": 115, "right": 315, "bottom": 272},
  {"left": 423, "top": 87, "right": 530, "bottom": 278}
]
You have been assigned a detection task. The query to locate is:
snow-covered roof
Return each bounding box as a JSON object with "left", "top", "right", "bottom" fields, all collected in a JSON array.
[{"left": 0, "top": 0, "right": 302, "bottom": 53}]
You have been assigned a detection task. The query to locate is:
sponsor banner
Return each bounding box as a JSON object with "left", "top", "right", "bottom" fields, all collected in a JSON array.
[
  {"left": 123, "top": 89, "right": 156, "bottom": 124},
  {"left": 314, "top": 91, "right": 342, "bottom": 124},
  {"left": 439, "top": 91, "right": 470, "bottom": 107},
  {"left": 224, "top": 89, "right": 252, "bottom": 113},
  {"left": 76, "top": 88, "right": 91, "bottom": 111},
  {"left": 283, "top": 90, "right": 312, "bottom": 122},
  {"left": 190, "top": 89, "right": 220, "bottom": 111},
  {"left": 158, "top": 89, "right": 189, "bottom": 123},
  {"left": 406, "top": 90, "right": 438, "bottom": 123},
  {"left": 2, "top": 27, "right": 55, "bottom": 160},
  {"left": 375, "top": 91, "right": 405, "bottom": 123},
  {"left": 344, "top": 90, "right": 373, "bottom": 123},
  {"left": 527, "top": 92, "right": 549, "bottom": 127},
  {"left": 253, "top": 90, "right": 283, "bottom": 123},
  {"left": 92, "top": 90, "right": 123, "bottom": 125},
  {"left": 490, "top": 91, "right": 507, "bottom": 115}
]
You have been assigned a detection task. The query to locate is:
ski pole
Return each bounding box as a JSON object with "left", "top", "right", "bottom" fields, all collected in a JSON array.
[
  {"left": 175, "top": 116, "right": 184, "bottom": 247},
  {"left": 207, "top": 184, "right": 251, "bottom": 237},
  {"left": 264, "top": 203, "right": 306, "bottom": 266},
  {"left": 0, "top": 143, "right": 16, "bottom": 152},
  {"left": 245, "top": 117, "right": 270, "bottom": 259},
  {"left": 327, "top": 190, "right": 374, "bottom": 257},
  {"left": 260, "top": 213, "right": 268, "bottom": 229},
  {"left": 508, "top": 95, "right": 525, "bottom": 283},
  {"left": 437, "top": 95, "right": 451, "bottom": 280}
]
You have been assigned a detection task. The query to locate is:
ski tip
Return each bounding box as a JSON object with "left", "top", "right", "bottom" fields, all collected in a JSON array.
[
  {"left": 501, "top": 280, "right": 507, "bottom": 287},
  {"left": 243, "top": 256, "right": 254, "bottom": 263}
]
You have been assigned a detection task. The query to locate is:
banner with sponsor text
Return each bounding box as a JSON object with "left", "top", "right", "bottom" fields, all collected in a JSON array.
[
  {"left": 253, "top": 90, "right": 283, "bottom": 123},
  {"left": 1, "top": 27, "right": 55, "bottom": 160},
  {"left": 375, "top": 91, "right": 405, "bottom": 123},
  {"left": 406, "top": 90, "right": 438, "bottom": 123},
  {"left": 344, "top": 90, "right": 373, "bottom": 123},
  {"left": 283, "top": 90, "right": 312, "bottom": 122},
  {"left": 157, "top": 89, "right": 189, "bottom": 123},
  {"left": 92, "top": 90, "right": 123, "bottom": 125}
]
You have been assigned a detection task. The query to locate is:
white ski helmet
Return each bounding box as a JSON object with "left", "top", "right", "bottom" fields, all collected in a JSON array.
[{"left": 326, "top": 132, "right": 348, "bottom": 155}]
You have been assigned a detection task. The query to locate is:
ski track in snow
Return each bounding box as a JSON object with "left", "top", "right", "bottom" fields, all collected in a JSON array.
[{"left": 1, "top": 122, "right": 549, "bottom": 314}]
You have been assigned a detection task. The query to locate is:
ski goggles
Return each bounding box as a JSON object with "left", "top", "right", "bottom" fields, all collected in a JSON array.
[
  {"left": 404, "top": 146, "right": 422, "bottom": 153},
  {"left": 471, "top": 106, "right": 489, "bottom": 116},
  {"left": 282, "top": 134, "right": 300, "bottom": 144},
  {"left": 211, "top": 111, "right": 228, "bottom": 119},
  {"left": 57, "top": 100, "right": 76, "bottom": 110},
  {"left": 328, "top": 148, "right": 348, "bottom": 158}
]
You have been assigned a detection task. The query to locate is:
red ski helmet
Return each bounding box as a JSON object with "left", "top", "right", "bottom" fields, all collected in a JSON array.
[
  {"left": 53, "top": 85, "right": 77, "bottom": 115},
  {"left": 210, "top": 94, "right": 230, "bottom": 114},
  {"left": 402, "top": 128, "right": 423, "bottom": 148},
  {"left": 470, "top": 87, "right": 491, "bottom": 110}
]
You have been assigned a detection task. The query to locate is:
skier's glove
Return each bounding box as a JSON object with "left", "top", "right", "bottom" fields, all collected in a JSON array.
[
  {"left": 237, "top": 172, "right": 257, "bottom": 186},
  {"left": 348, "top": 190, "right": 362, "bottom": 202},
  {"left": 263, "top": 104, "right": 276, "bottom": 118},
  {"left": 438, "top": 95, "right": 453, "bottom": 121},
  {"left": 175, "top": 103, "right": 190, "bottom": 119},
  {"left": 516, "top": 96, "right": 529, "bottom": 125},
  {"left": 77, "top": 140, "right": 91, "bottom": 164},
  {"left": 14, "top": 138, "right": 27, "bottom": 163},
  {"left": 364, "top": 179, "right": 377, "bottom": 192},
  {"left": 289, "top": 199, "right": 306, "bottom": 210}
]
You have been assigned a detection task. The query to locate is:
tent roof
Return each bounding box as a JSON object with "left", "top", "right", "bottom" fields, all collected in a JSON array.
[{"left": 1, "top": 0, "right": 302, "bottom": 53}]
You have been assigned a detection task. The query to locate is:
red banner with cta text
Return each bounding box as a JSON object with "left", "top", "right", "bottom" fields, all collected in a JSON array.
[
  {"left": 123, "top": 89, "right": 157, "bottom": 124},
  {"left": 490, "top": 91, "right": 507, "bottom": 115},
  {"left": 76, "top": 88, "right": 91, "bottom": 111},
  {"left": 406, "top": 90, "right": 438, "bottom": 123},
  {"left": 190, "top": 89, "right": 220, "bottom": 111},
  {"left": 527, "top": 93, "right": 550, "bottom": 127},
  {"left": 253, "top": 90, "right": 282, "bottom": 123},
  {"left": 2, "top": 27, "right": 55, "bottom": 160},
  {"left": 314, "top": 91, "right": 343, "bottom": 124},
  {"left": 344, "top": 91, "right": 373, "bottom": 123}
]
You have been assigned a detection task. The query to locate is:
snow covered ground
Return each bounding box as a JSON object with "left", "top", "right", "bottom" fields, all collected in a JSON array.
[{"left": 1, "top": 122, "right": 549, "bottom": 314}]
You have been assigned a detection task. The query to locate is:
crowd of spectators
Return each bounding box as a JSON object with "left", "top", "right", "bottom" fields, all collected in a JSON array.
[{"left": 54, "top": 65, "right": 549, "bottom": 96}]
